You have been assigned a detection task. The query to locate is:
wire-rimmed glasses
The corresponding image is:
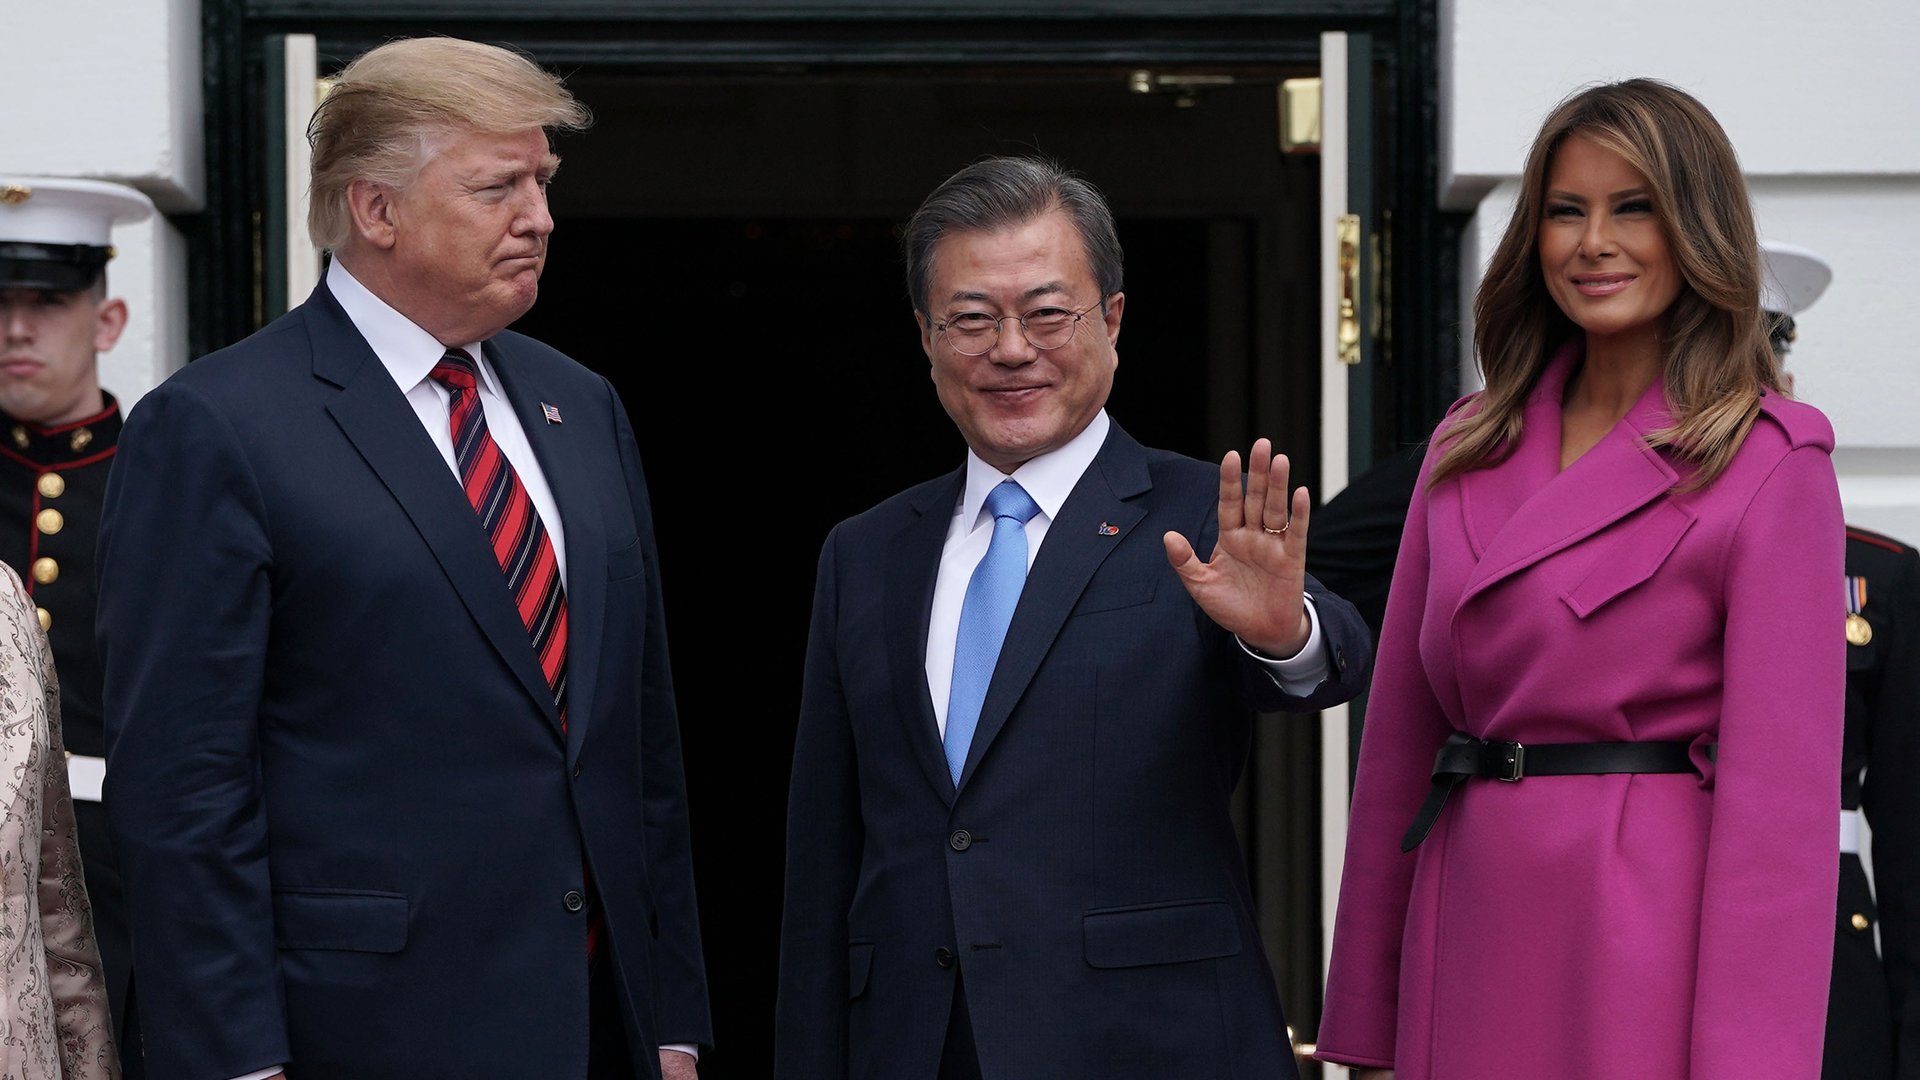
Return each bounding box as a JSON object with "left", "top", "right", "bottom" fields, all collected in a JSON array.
[{"left": 932, "top": 299, "right": 1106, "bottom": 357}]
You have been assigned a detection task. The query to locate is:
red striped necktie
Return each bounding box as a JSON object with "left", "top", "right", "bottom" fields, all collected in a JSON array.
[{"left": 429, "top": 348, "right": 569, "bottom": 720}]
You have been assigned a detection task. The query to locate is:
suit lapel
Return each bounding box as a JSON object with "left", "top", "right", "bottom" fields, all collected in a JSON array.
[
  {"left": 487, "top": 339, "right": 608, "bottom": 765},
  {"left": 308, "top": 286, "right": 565, "bottom": 740},
  {"left": 957, "top": 426, "right": 1150, "bottom": 790},
  {"left": 886, "top": 470, "right": 965, "bottom": 806},
  {"left": 1456, "top": 346, "right": 1680, "bottom": 608}
]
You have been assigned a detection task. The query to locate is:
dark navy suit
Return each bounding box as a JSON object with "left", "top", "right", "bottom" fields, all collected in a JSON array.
[
  {"left": 96, "top": 284, "right": 709, "bottom": 1080},
  {"left": 775, "top": 424, "right": 1370, "bottom": 1080}
]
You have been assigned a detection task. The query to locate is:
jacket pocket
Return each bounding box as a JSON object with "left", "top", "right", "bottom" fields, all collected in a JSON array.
[
  {"left": 607, "top": 537, "right": 646, "bottom": 582},
  {"left": 1561, "top": 501, "right": 1695, "bottom": 618},
  {"left": 1073, "top": 578, "right": 1157, "bottom": 617},
  {"left": 274, "top": 889, "right": 409, "bottom": 953},
  {"left": 1082, "top": 898, "right": 1241, "bottom": 969},
  {"left": 847, "top": 940, "right": 875, "bottom": 999}
]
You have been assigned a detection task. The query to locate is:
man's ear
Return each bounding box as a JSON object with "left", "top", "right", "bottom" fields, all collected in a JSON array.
[
  {"left": 93, "top": 297, "right": 129, "bottom": 353},
  {"left": 1102, "top": 291, "right": 1125, "bottom": 350},
  {"left": 345, "top": 179, "right": 401, "bottom": 251},
  {"left": 916, "top": 310, "right": 935, "bottom": 362}
]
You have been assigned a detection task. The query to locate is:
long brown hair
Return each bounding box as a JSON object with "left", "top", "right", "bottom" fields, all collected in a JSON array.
[{"left": 1432, "top": 79, "right": 1779, "bottom": 489}]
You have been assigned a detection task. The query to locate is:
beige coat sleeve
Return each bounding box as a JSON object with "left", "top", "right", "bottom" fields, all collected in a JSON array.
[{"left": 34, "top": 621, "right": 120, "bottom": 1080}]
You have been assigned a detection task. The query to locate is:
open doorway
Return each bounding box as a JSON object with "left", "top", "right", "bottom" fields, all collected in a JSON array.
[{"left": 507, "top": 69, "right": 1324, "bottom": 1075}]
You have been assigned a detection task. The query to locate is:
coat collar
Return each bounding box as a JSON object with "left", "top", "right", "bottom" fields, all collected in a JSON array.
[
  {"left": 1456, "top": 338, "right": 1680, "bottom": 607},
  {"left": 488, "top": 335, "right": 609, "bottom": 766},
  {"left": 304, "top": 280, "right": 569, "bottom": 743},
  {"left": 954, "top": 421, "right": 1150, "bottom": 790},
  {"left": 882, "top": 419, "right": 1156, "bottom": 802}
]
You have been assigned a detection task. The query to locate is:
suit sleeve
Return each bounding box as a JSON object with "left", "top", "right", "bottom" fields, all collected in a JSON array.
[
  {"left": 1863, "top": 543, "right": 1920, "bottom": 1078},
  {"left": 1316, "top": 447, "right": 1450, "bottom": 1069},
  {"left": 608, "top": 386, "right": 712, "bottom": 1047},
  {"left": 96, "top": 381, "right": 289, "bottom": 1078},
  {"left": 1690, "top": 445, "right": 1844, "bottom": 1078},
  {"left": 774, "top": 526, "right": 862, "bottom": 1080}
]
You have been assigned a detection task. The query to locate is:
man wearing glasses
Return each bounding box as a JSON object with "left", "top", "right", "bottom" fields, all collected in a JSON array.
[{"left": 775, "top": 157, "right": 1371, "bottom": 1080}]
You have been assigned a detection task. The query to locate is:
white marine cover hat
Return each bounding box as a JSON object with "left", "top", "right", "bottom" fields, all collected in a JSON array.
[
  {"left": 1759, "top": 240, "right": 1833, "bottom": 317},
  {"left": 0, "top": 177, "right": 155, "bottom": 291}
]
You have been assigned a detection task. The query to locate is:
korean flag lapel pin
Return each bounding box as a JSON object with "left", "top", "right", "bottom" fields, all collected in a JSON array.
[
  {"left": 541, "top": 402, "right": 563, "bottom": 425},
  {"left": 1098, "top": 522, "right": 1120, "bottom": 536}
]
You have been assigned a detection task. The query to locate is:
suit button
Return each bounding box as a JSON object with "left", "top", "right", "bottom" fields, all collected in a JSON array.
[
  {"left": 563, "top": 890, "right": 585, "bottom": 913},
  {"left": 35, "top": 608, "right": 49, "bottom": 631},
  {"left": 934, "top": 947, "right": 955, "bottom": 969},
  {"left": 35, "top": 509, "right": 63, "bottom": 535},
  {"left": 1852, "top": 913, "right": 1871, "bottom": 931},
  {"left": 949, "top": 830, "right": 971, "bottom": 852},
  {"left": 36, "top": 473, "right": 64, "bottom": 499},
  {"left": 31, "top": 558, "right": 57, "bottom": 585},
  {"left": 573, "top": 763, "right": 582, "bottom": 779}
]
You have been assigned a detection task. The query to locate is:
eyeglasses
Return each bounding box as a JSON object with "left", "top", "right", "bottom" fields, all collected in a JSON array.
[{"left": 932, "top": 299, "right": 1106, "bottom": 357}]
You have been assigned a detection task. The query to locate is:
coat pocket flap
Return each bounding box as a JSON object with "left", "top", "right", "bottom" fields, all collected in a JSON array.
[
  {"left": 274, "top": 889, "right": 409, "bottom": 953},
  {"left": 1561, "top": 501, "right": 1696, "bottom": 618},
  {"left": 1082, "top": 898, "right": 1241, "bottom": 969},
  {"left": 847, "top": 940, "right": 875, "bottom": 999},
  {"left": 1073, "top": 578, "right": 1157, "bottom": 616}
]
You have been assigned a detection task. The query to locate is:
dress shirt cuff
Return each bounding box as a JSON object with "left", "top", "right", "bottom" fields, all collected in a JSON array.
[
  {"left": 1236, "top": 595, "right": 1329, "bottom": 696},
  {"left": 225, "top": 1068, "right": 286, "bottom": 1080},
  {"left": 661, "top": 1043, "right": 701, "bottom": 1061}
]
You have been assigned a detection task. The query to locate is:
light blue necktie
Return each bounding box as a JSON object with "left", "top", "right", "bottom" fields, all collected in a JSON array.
[{"left": 944, "top": 480, "right": 1042, "bottom": 785}]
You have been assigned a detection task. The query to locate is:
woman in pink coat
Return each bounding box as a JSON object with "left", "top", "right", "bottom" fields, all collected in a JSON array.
[{"left": 1316, "top": 80, "right": 1844, "bottom": 1079}]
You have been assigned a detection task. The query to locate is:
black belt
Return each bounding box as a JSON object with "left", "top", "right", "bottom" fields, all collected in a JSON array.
[{"left": 1400, "top": 732, "right": 1704, "bottom": 851}]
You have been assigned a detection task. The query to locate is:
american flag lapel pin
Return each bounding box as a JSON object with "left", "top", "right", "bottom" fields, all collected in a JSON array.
[
  {"left": 541, "top": 402, "right": 562, "bottom": 424},
  {"left": 1098, "top": 522, "right": 1120, "bottom": 536}
]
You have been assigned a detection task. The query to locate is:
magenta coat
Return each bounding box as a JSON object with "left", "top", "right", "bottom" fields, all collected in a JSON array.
[{"left": 1317, "top": 342, "right": 1845, "bottom": 1079}]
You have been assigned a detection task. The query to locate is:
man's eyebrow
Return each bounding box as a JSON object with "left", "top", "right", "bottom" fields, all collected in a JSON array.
[
  {"left": 946, "top": 290, "right": 993, "bottom": 305},
  {"left": 1021, "top": 282, "right": 1070, "bottom": 302}
]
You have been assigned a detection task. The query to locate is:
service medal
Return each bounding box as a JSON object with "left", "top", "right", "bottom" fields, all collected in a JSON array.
[{"left": 1846, "top": 576, "right": 1872, "bottom": 645}]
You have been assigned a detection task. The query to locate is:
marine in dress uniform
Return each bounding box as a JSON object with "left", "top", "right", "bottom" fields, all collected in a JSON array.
[
  {"left": 0, "top": 175, "right": 155, "bottom": 1055},
  {"left": 1762, "top": 241, "right": 1920, "bottom": 1079}
]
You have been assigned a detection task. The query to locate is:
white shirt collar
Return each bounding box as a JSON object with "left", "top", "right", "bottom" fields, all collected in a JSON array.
[
  {"left": 326, "top": 258, "right": 498, "bottom": 397},
  {"left": 958, "top": 410, "right": 1111, "bottom": 530}
]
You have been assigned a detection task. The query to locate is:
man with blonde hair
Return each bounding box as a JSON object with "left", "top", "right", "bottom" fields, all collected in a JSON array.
[{"left": 98, "top": 37, "right": 710, "bottom": 1080}]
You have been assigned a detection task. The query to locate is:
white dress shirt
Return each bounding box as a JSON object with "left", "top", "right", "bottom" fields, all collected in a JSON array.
[
  {"left": 326, "top": 259, "right": 568, "bottom": 582},
  {"left": 924, "top": 409, "right": 1328, "bottom": 735},
  {"left": 227, "top": 266, "right": 692, "bottom": 1080}
]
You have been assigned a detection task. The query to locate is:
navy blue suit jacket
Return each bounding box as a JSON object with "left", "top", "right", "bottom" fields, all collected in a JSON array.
[
  {"left": 96, "top": 284, "right": 710, "bottom": 1080},
  {"left": 775, "top": 424, "right": 1370, "bottom": 1080}
]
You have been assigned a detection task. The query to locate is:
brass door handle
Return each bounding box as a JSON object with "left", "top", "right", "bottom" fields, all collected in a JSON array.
[{"left": 1337, "top": 213, "right": 1362, "bottom": 365}]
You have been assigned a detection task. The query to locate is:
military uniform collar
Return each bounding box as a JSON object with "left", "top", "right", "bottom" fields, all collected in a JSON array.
[{"left": 0, "top": 393, "right": 121, "bottom": 467}]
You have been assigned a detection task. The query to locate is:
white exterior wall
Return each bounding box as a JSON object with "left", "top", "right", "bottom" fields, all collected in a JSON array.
[
  {"left": 0, "top": 0, "right": 203, "bottom": 406},
  {"left": 1444, "top": 0, "right": 1920, "bottom": 540}
]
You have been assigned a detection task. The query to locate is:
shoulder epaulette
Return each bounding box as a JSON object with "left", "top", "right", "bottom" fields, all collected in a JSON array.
[{"left": 1755, "top": 391, "right": 1835, "bottom": 452}]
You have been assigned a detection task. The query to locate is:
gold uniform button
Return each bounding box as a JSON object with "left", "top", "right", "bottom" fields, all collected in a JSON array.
[
  {"left": 35, "top": 508, "right": 62, "bottom": 535},
  {"left": 34, "top": 608, "right": 49, "bottom": 632},
  {"left": 30, "top": 558, "right": 56, "bottom": 585},
  {"left": 9, "top": 426, "right": 25, "bottom": 450},
  {"left": 69, "top": 427, "right": 92, "bottom": 452},
  {"left": 36, "top": 473, "right": 64, "bottom": 499},
  {"left": 1852, "top": 913, "right": 1872, "bottom": 931}
]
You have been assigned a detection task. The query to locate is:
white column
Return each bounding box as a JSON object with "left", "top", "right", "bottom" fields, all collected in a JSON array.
[{"left": 1317, "top": 29, "right": 1352, "bottom": 997}]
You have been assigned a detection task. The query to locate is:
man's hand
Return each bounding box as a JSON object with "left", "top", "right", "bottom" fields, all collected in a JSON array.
[
  {"left": 1164, "top": 439, "right": 1312, "bottom": 657},
  {"left": 661, "top": 1049, "right": 699, "bottom": 1080}
]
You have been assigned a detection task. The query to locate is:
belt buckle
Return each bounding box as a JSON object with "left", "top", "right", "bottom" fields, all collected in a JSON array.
[{"left": 1496, "top": 742, "right": 1526, "bottom": 782}]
